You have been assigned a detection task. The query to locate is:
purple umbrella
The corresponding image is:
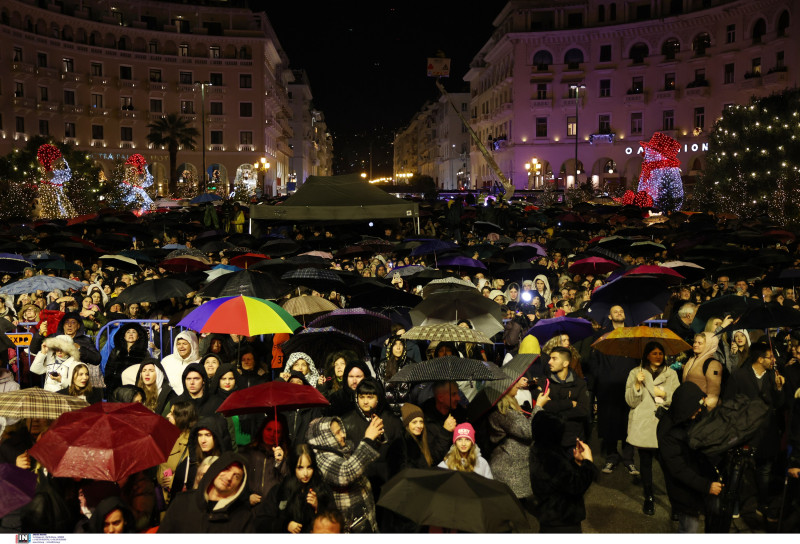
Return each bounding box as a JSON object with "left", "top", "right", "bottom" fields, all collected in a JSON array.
[
  {"left": 0, "top": 463, "right": 37, "bottom": 518},
  {"left": 526, "top": 317, "right": 595, "bottom": 345},
  {"left": 309, "top": 308, "right": 393, "bottom": 343},
  {"left": 410, "top": 240, "right": 459, "bottom": 257},
  {"left": 0, "top": 253, "right": 33, "bottom": 274},
  {"left": 437, "top": 256, "right": 487, "bottom": 275}
]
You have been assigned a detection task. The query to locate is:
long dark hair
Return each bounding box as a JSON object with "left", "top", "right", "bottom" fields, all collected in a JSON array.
[
  {"left": 642, "top": 341, "right": 666, "bottom": 376},
  {"left": 278, "top": 444, "right": 326, "bottom": 527}
]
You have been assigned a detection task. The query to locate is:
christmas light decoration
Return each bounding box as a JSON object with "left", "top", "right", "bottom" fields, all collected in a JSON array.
[
  {"left": 233, "top": 164, "right": 257, "bottom": 199},
  {"left": 36, "top": 144, "right": 76, "bottom": 219},
  {"left": 637, "top": 132, "right": 683, "bottom": 211},
  {"left": 121, "top": 153, "right": 155, "bottom": 213}
]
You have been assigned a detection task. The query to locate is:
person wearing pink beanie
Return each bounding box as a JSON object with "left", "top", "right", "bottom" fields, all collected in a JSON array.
[{"left": 437, "top": 423, "right": 493, "bottom": 478}]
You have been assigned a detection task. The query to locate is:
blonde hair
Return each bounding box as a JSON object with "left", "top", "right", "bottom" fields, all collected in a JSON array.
[
  {"left": 496, "top": 391, "right": 522, "bottom": 415},
  {"left": 137, "top": 365, "right": 160, "bottom": 413},
  {"left": 443, "top": 442, "right": 479, "bottom": 472}
]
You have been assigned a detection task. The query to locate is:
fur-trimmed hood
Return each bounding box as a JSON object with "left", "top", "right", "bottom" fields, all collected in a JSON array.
[
  {"left": 283, "top": 351, "right": 319, "bottom": 387},
  {"left": 43, "top": 334, "right": 80, "bottom": 361}
]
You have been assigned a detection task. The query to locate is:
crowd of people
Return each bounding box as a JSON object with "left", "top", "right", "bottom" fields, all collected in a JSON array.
[{"left": 0, "top": 194, "right": 799, "bottom": 534}]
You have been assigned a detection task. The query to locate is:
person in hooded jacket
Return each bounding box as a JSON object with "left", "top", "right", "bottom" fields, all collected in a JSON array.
[
  {"left": 199, "top": 352, "right": 224, "bottom": 382},
  {"left": 104, "top": 322, "right": 150, "bottom": 394},
  {"left": 239, "top": 414, "right": 290, "bottom": 508},
  {"left": 171, "top": 415, "right": 233, "bottom": 503},
  {"left": 529, "top": 410, "right": 598, "bottom": 533},
  {"left": 340, "top": 378, "right": 403, "bottom": 496},
  {"left": 149, "top": 330, "right": 201, "bottom": 396},
  {"left": 325, "top": 359, "right": 372, "bottom": 417},
  {"left": 253, "top": 443, "right": 336, "bottom": 533},
  {"left": 132, "top": 358, "right": 176, "bottom": 417},
  {"left": 280, "top": 351, "right": 323, "bottom": 388},
  {"left": 657, "top": 382, "right": 723, "bottom": 533},
  {"left": 87, "top": 496, "right": 137, "bottom": 533},
  {"left": 375, "top": 335, "right": 413, "bottom": 415},
  {"left": 282, "top": 370, "right": 324, "bottom": 447},
  {"left": 30, "top": 334, "right": 80, "bottom": 392},
  {"left": 198, "top": 333, "right": 235, "bottom": 365},
  {"left": 205, "top": 363, "right": 250, "bottom": 448},
  {"left": 318, "top": 350, "right": 357, "bottom": 396},
  {"left": 173, "top": 363, "right": 211, "bottom": 415},
  {"left": 159, "top": 451, "right": 254, "bottom": 533},
  {"left": 306, "top": 416, "right": 383, "bottom": 533}
]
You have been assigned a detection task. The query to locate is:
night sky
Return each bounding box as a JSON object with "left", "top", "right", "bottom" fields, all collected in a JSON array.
[{"left": 257, "top": 2, "right": 502, "bottom": 176}]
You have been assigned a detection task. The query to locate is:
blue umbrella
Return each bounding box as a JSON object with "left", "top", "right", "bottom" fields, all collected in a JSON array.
[
  {"left": 190, "top": 193, "right": 223, "bottom": 204},
  {"left": 0, "top": 253, "right": 33, "bottom": 274},
  {"left": 586, "top": 276, "right": 670, "bottom": 326},
  {"left": 437, "top": 256, "right": 487, "bottom": 273},
  {"left": 0, "top": 276, "right": 84, "bottom": 295},
  {"left": 526, "top": 316, "right": 595, "bottom": 345},
  {"left": 161, "top": 243, "right": 187, "bottom": 250}
]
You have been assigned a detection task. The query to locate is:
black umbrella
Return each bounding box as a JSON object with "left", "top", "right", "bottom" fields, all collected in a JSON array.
[
  {"left": 280, "top": 326, "right": 367, "bottom": 365},
  {"left": 586, "top": 276, "right": 671, "bottom": 325},
  {"left": 284, "top": 255, "right": 331, "bottom": 269},
  {"left": 714, "top": 263, "right": 766, "bottom": 282},
  {"left": 199, "top": 240, "right": 234, "bottom": 253},
  {"left": 281, "top": 268, "right": 345, "bottom": 293},
  {"left": 388, "top": 356, "right": 506, "bottom": 383},
  {"left": 198, "top": 270, "right": 292, "bottom": 299},
  {"left": 696, "top": 294, "right": 757, "bottom": 323},
  {"left": 259, "top": 238, "right": 301, "bottom": 257},
  {"left": 377, "top": 468, "right": 531, "bottom": 533},
  {"left": 718, "top": 302, "right": 800, "bottom": 334},
  {"left": 114, "top": 278, "right": 194, "bottom": 304},
  {"left": 308, "top": 307, "right": 393, "bottom": 343},
  {"left": 348, "top": 285, "right": 422, "bottom": 309},
  {"left": 762, "top": 268, "right": 800, "bottom": 287},
  {"left": 467, "top": 354, "right": 539, "bottom": 420},
  {"left": 499, "top": 262, "right": 550, "bottom": 285}
]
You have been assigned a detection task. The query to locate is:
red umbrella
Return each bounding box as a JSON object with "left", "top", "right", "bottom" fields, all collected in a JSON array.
[
  {"left": 216, "top": 381, "right": 330, "bottom": 418},
  {"left": 158, "top": 257, "right": 211, "bottom": 272},
  {"left": 229, "top": 252, "right": 269, "bottom": 269},
  {"left": 29, "top": 403, "right": 180, "bottom": 482},
  {"left": 622, "top": 264, "right": 685, "bottom": 285},
  {"left": 568, "top": 256, "right": 620, "bottom": 275}
]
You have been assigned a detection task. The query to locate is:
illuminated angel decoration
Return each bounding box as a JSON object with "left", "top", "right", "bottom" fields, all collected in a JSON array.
[
  {"left": 36, "top": 144, "right": 77, "bottom": 219},
  {"left": 233, "top": 164, "right": 257, "bottom": 198},
  {"left": 122, "top": 154, "right": 155, "bottom": 213}
]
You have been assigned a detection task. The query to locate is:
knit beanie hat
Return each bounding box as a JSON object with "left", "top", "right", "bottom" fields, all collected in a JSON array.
[
  {"left": 453, "top": 422, "right": 476, "bottom": 444},
  {"left": 401, "top": 403, "right": 424, "bottom": 427}
]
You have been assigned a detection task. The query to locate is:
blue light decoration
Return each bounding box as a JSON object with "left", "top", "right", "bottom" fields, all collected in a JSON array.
[
  {"left": 36, "top": 144, "right": 77, "bottom": 219},
  {"left": 636, "top": 132, "right": 684, "bottom": 212},
  {"left": 121, "top": 154, "right": 155, "bottom": 214}
]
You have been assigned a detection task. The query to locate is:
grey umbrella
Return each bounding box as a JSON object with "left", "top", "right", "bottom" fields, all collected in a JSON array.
[
  {"left": 388, "top": 356, "right": 506, "bottom": 383},
  {"left": 409, "top": 290, "right": 504, "bottom": 336}
]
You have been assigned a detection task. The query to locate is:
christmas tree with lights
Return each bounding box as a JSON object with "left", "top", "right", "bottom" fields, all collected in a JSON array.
[
  {"left": 121, "top": 154, "right": 155, "bottom": 214},
  {"left": 637, "top": 132, "right": 683, "bottom": 212},
  {"left": 36, "top": 144, "right": 77, "bottom": 219}
]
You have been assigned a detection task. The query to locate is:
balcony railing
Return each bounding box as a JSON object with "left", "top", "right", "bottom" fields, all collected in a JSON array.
[{"left": 238, "top": 144, "right": 255, "bottom": 152}]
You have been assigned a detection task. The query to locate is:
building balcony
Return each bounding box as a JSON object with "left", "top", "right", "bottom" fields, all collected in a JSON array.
[
  {"left": 12, "top": 62, "right": 35, "bottom": 75},
  {"left": 88, "top": 107, "right": 111, "bottom": 116},
  {"left": 60, "top": 72, "right": 81, "bottom": 83},
  {"left": 530, "top": 98, "right": 552, "bottom": 108},
  {"left": 685, "top": 86, "right": 709, "bottom": 98},
  {"left": 655, "top": 89, "right": 677, "bottom": 101},
  {"left": 61, "top": 105, "right": 84, "bottom": 114},
  {"left": 148, "top": 82, "right": 168, "bottom": 91},
  {"left": 36, "top": 67, "right": 59, "bottom": 79},
  {"left": 741, "top": 75, "right": 762, "bottom": 89},
  {"left": 764, "top": 69, "right": 788, "bottom": 86},
  {"left": 624, "top": 93, "right": 645, "bottom": 105},
  {"left": 177, "top": 84, "right": 196, "bottom": 93},
  {"left": 207, "top": 86, "right": 226, "bottom": 94},
  {"left": 91, "top": 140, "right": 106, "bottom": 147},
  {"left": 37, "top": 101, "right": 60, "bottom": 112},
  {"left": 149, "top": 113, "right": 166, "bottom": 122},
  {"left": 120, "top": 142, "right": 135, "bottom": 149},
  {"left": 63, "top": 137, "right": 77, "bottom": 146},
  {"left": 89, "top": 76, "right": 111, "bottom": 87},
  {"left": 560, "top": 98, "right": 579, "bottom": 108},
  {"left": 14, "top": 132, "right": 28, "bottom": 141},
  {"left": 209, "top": 115, "right": 226, "bottom": 124},
  {"left": 180, "top": 114, "right": 197, "bottom": 122},
  {"left": 238, "top": 144, "right": 255, "bottom": 152},
  {"left": 209, "top": 144, "right": 225, "bottom": 151},
  {"left": 13, "top": 97, "right": 36, "bottom": 108},
  {"left": 119, "top": 109, "right": 139, "bottom": 119},
  {"left": 118, "top": 79, "right": 137, "bottom": 89}
]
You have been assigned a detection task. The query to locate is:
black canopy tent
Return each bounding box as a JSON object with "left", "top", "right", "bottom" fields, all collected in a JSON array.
[{"left": 249, "top": 173, "right": 420, "bottom": 233}]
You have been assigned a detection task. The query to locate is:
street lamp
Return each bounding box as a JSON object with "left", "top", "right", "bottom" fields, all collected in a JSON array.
[
  {"left": 253, "top": 157, "right": 270, "bottom": 197},
  {"left": 569, "top": 83, "right": 586, "bottom": 185},
  {"left": 525, "top": 159, "right": 542, "bottom": 190},
  {"left": 195, "top": 81, "right": 212, "bottom": 193}
]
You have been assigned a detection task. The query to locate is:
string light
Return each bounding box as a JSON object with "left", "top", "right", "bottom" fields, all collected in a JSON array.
[
  {"left": 636, "top": 132, "right": 683, "bottom": 211},
  {"left": 36, "top": 144, "right": 77, "bottom": 219},
  {"left": 121, "top": 153, "right": 155, "bottom": 213}
]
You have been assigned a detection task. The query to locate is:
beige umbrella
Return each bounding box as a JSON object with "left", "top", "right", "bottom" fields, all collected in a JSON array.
[
  {"left": 281, "top": 295, "right": 339, "bottom": 325},
  {"left": 401, "top": 323, "right": 492, "bottom": 344},
  {"left": 0, "top": 388, "right": 88, "bottom": 420}
]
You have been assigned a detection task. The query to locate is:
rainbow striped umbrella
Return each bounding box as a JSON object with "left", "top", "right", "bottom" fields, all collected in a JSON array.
[{"left": 177, "top": 295, "right": 301, "bottom": 336}]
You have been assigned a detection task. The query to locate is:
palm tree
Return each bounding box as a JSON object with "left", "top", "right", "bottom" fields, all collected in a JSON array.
[{"left": 146, "top": 113, "right": 199, "bottom": 196}]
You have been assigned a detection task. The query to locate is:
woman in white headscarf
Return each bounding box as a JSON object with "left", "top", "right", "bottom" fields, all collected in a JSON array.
[{"left": 533, "top": 274, "right": 552, "bottom": 306}]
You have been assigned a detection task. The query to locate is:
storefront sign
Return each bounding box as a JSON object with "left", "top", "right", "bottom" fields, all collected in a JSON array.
[{"left": 625, "top": 143, "right": 708, "bottom": 155}]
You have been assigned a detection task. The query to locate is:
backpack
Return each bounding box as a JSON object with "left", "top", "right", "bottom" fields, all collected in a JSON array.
[
  {"left": 687, "top": 394, "right": 770, "bottom": 457},
  {"left": 503, "top": 319, "right": 524, "bottom": 350}
]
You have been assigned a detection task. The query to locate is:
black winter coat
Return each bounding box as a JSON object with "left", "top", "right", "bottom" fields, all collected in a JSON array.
[
  {"left": 529, "top": 446, "right": 598, "bottom": 528},
  {"left": 657, "top": 382, "right": 717, "bottom": 516},
  {"left": 542, "top": 369, "right": 590, "bottom": 447},
  {"left": 723, "top": 365, "right": 786, "bottom": 461},
  {"left": 159, "top": 452, "right": 254, "bottom": 533},
  {"left": 253, "top": 473, "right": 335, "bottom": 532},
  {"left": 586, "top": 332, "right": 638, "bottom": 440}
]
